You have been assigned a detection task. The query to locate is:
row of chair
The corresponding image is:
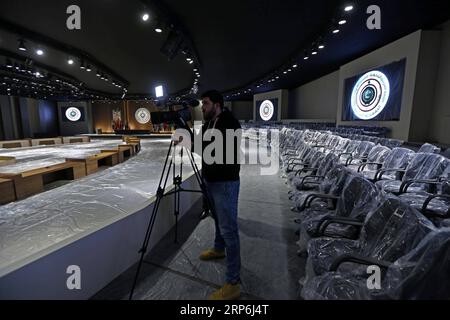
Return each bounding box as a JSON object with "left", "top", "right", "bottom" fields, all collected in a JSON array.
[{"left": 274, "top": 127, "right": 450, "bottom": 299}]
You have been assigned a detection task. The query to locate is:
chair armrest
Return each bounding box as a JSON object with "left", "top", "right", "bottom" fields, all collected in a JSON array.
[
  {"left": 399, "top": 179, "right": 440, "bottom": 194},
  {"left": 358, "top": 162, "right": 382, "bottom": 173},
  {"left": 295, "top": 167, "right": 318, "bottom": 177},
  {"left": 374, "top": 168, "right": 406, "bottom": 181},
  {"left": 300, "top": 175, "right": 325, "bottom": 186},
  {"left": 303, "top": 194, "right": 339, "bottom": 209},
  {"left": 316, "top": 217, "right": 364, "bottom": 237},
  {"left": 422, "top": 194, "right": 450, "bottom": 218},
  {"left": 329, "top": 254, "right": 392, "bottom": 272}
]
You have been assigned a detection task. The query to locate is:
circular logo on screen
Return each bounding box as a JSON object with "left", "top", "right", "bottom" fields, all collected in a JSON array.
[
  {"left": 135, "top": 108, "right": 151, "bottom": 124},
  {"left": 259, "top": 100, "right": 274, "bottom": 122},
  {"left": 65, "top": 107, "right": 82, "bottom": 122},
  {"left": 351, "top": 71, "right": 390, "bottom": 120}
]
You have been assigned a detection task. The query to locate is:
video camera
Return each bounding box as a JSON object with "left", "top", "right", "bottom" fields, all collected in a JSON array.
[{"left": 151, "top": 98, "right": 200, "bottom": 131}]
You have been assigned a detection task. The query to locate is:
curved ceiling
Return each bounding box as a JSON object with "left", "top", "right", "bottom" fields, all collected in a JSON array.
[{"left": 0, "top": 0, "right": 449, "bottom": 102}]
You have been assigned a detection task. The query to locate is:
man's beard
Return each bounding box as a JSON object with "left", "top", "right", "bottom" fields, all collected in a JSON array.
[{"left": 203, "top": 109, "right": 214, "bottom": 121}]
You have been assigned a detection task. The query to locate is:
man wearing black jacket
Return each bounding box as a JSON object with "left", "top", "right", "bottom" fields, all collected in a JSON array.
[{"left": 196, "top": 90, "right": 242, "bottom": 300}]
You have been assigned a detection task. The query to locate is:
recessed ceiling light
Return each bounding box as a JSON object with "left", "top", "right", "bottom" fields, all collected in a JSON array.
[
  {"left": 283, "top": 71, "right": 287, "bottom": 74},
  {"left": 339, "top": 20, "right": 347, "bottom": 25},
  {"left": 312, "top": 51, "right": 318, "bottom": 55},
  {"left": 344, "top": 5, "right": 354, "bottom": 12},
  {"left": 155, "top": 27, "right": 162, "bottom": 33},
  {"left": 293, "top": 64, "right": 298, "bottom": 68},
  {"left": 67, "top": 59, "right": 74, "bottom": 65},
  {"left": 333, "top": 29, "right": 340, "bottom": 34},
  {"left": 189, "top": 60, "right": 194, "bottom": 64},
  {"left": 142, "top": 13, "right": 150, "bottom": 21},
  {"left": 18, "top": 39, "right": 27, "bottom": 51},
  {"left": 318, "top": 44, "right": 325, "bottom": 49},
  {"left": 304, "top": 56, "right": 309, "bottom": 60},
  {"left": 36, "top": 49, "right": 44, "bottom": 56}
]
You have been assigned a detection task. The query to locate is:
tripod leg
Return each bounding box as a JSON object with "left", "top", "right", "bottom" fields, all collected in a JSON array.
[{"left": 129, "top": 143, "right": 174, "bottom": 300}]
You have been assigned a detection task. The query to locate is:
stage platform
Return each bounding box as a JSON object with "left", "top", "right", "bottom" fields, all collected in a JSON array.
[{"left": 0, "top": 139, "right": 202, "bottom": 299}]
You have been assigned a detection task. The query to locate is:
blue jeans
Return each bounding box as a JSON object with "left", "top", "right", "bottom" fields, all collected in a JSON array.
[{"left": 205, "top": 180, "right": 241, "bottom": 284}]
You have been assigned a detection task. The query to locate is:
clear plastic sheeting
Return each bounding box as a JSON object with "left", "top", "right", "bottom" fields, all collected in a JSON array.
[
  {"left": 302, "top": 229, "right": 450, "bottom": 300},
  {"left": 291, "top": 165, "right": 352, "bottom": 210},
  {"left": 297, "top": 176, "right": 381, "bottom": 253},
  {"left": 0, "top": 140, "right": 200, "bottom": 276},
  {"left": 304, "top": 196, "right": 436, "bottom": 281},
  {"left": 418, "top": 143, "right": 441, "bottom": 154},
  {"left": 361, "top": 147, "right": 414, "bottom": 181},
  {"left": 0, "top": 140, "right": 127, "bottom": 163},
  {"left": 376, "top": 154, "right": 449, "bottom": 194},
  {"left": 0, "top": 158, "right": 67, "bottom": 174},
  {"left": 347, "top": 145, "right": 390, "bottom": 172}
]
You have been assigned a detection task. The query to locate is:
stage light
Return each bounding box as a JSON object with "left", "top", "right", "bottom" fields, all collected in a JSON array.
[
  {"left": 293, "top": 64, "right": 298, "bottom": 68},
  {"left": 189, "top": 60, "right": 194, "bottom": 64},
  {"left": 155, "top": 85, "right": 164, "bottom": 98},
  {"left": 312, "top": 50, "right": 318, "bottom": 55},
  {"left": 6, "top": 59, "right": 13, "bottom": 68},
  {"left": 155, "top": 23, "right": 163, "bottom": 33},
  {"left": 142, "top": 13, "right": 149, "bottom": 21},
  {"left": 18, "top": 39, "right": 27, "bottom": 51},
  {"left": 344, "top": 5, "right": 354, "bottom": 12},
  {"left": 36, "top": 49, "right": 44, "bottom": 56},
  {"left": 80, "top": 61, "right": 86, "bottom": 69},
  {"left": 86, "top": 65, "right": 92, "bottom": 72},
  {"left": 68, "top": 58, "right": 74, "bottom": 65},
  {"left": 96, "top": 70, "right": 101, "bottom": 77},
  {"left": 333, "top": 29, "right": 340, "bottom": 34},
  {"left": 339, "top": 20, "right": 347, "bottom": 25},
  {"left": 318, "top": 44, "right": 325, "bottom": 49}
]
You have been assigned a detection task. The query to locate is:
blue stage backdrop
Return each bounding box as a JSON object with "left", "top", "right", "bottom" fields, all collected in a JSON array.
[{"left": 342, "top": 58, "right": 406, "bottom": 121}]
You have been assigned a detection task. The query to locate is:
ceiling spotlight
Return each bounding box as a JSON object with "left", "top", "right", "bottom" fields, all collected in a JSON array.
[
  {"left": 333, "top": 29, "right": 340, "bottom": 34},
  {"left": 155, "top": 23, "right": 163, "bottom": 33},
  {"left": 36, "top": 49, "right": 44, "bottom": 56},
  {"left": 318, "top": 44, "right": 325, "bottom": 49},
  {"left": 67, "top": 58, "right": 74, "bottom": 65},
  {"left": 80, "top": 61, "right": 86, "bottom": 69},
  {"left": 283, "top": 71, "right": 287, "bottom": 74},
  {"left": 186, "top": 58, "right": 192, "bottom": 61},
  {"left": 189, "top": 60, "right": 194, "bottom": 64},
  {"left": 18, "top": 39, "right": 27, "bottom": 51},
  {"left": 312, "top": 51, "right": 318, "bottom": 55},
  {"left": 6, "top": 59, "right": 13, "bottom": 68},
  {"left": 304, "top": 56, "right": 309, "bottom": 60},
  {"left": 339, "top": 20, "right": 347, "bottom": 25},
  {"left": 96, "top": 70, "right": 101, "bottom": 77},
  {"left": 142, "top": 13, "right": 150, "bottom": 22},
  {"left": 288, "top": 69, "right": 292, "bottom": 72},
  {"left": 293, "top": 64, "right": 298, "bottom": 68},
  {"left": 86, "top": 65, "right": 92, "bottom": 72},
  {"left": 193, "top": 68, "right": 198, "bottom": 72},
  {"left": 344, "top": 5, "right": 354, "bottom": 12}
]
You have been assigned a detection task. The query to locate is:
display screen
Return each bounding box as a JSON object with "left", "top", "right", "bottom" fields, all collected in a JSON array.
[
  {"left": 62, "top": 106, "right": 85, "bottom": 122},
  {"left": 342, "top": 58, "right": 406, "bottom": 121},
  {"left": 256, "top": 98, "right": 279, "bottom": 122}
]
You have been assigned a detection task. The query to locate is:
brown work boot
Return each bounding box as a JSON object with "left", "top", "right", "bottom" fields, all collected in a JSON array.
[
  {"left": 208, "top": 283, "right": 240, "bottom": 300},
  {"left": 199, "top": 248, "right": 226, "bottom": 261}
]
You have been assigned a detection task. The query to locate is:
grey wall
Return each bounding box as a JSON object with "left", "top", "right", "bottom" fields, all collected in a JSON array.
[
  {"left": 230, "top": 101, "right": 253, "bottom": 121},
  {"left": 409, "top": 31, "right": 442, "bottom": 142},
  {"left": 337, "top": 31, "right": 422, "bottom": 141},
  {"left": 289, "top": 70, "right": 339, "bottom": 120},
  {"left": 57, "top": 101, "right": 93, "bottom": 136},
  {"left": 429, "top": 20, "right": 450, "bottom": 145}
]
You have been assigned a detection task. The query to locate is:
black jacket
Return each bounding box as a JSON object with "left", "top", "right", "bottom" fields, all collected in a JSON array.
[{"left": 197, "top": 108, "right": 241, "bottom": 182}]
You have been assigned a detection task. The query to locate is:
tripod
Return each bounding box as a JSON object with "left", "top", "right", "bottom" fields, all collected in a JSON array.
[{"left": 128, "top": 140, "right": 215, "bottom": 300}]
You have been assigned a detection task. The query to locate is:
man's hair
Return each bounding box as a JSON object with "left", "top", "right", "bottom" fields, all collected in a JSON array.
[{"left": 201, "top": 90, "right": 224, "bottom": 109}]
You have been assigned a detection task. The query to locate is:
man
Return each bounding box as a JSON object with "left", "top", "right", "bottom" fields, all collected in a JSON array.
[{"left": 197, "top": 90, "right": 242, "bottom": 300}]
